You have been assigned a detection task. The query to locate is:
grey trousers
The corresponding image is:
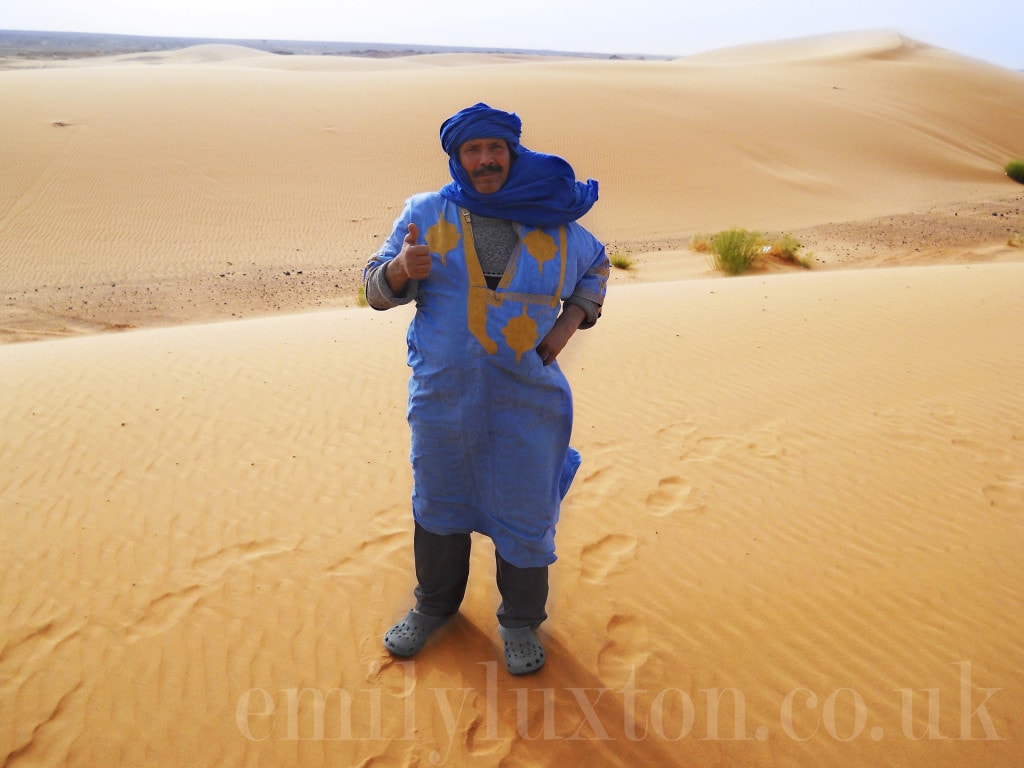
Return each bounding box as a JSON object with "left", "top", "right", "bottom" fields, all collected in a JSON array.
[{"left": 412, "top": 521, "right": 548, "bottom": 629}]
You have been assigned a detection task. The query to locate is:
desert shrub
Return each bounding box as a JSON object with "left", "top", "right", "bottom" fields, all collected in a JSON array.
[
  {"left": 768, "top": 234, "right": 800, "bottom": 259},
  {"left": 610, "top": 252, "right": 634, "bottom": 270},
  {"left": 1005, "top": 159, "right": 1024, "bottom": 184},
  {"left": 710, "top": 228, "right": 763, "bottom": 275},
  {"left": 690, "top": 233, "right": 712, "bottom": 253},
  {"left": 766, "top": 234, "right": 811, "bottom": 268}
]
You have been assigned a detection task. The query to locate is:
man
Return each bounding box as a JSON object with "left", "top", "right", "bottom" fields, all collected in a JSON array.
[{"left": 364, "top": 103, "right": 608, "bottom": 675}]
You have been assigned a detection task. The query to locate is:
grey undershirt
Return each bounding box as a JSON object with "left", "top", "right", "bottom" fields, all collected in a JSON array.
[{"left": 472, "top": 214, "right": 520, "bottom": 287}]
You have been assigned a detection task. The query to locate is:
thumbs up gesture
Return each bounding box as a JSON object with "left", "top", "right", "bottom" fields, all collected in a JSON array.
[{"left": 395, "top": 223, "right": 432, "bottom": 281}]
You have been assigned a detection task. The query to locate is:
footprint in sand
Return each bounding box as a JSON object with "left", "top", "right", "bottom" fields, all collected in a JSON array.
[
  {"left": 680, "top": 427, "right": 784, "bottom": 463},
  {"left": 745, "top": 428, "right": 785, "bottom": 459},
  {"left": 655, "top": 419, "right": 699, "bottom": 450},
  {"left": 982, "top": 473, "right": 1024, "bottom": 512},
  {"left": 646, "top": 476, "right": 705, "bottom": 517},
  {"left": 872, "top": 407, "right": 918, "bottom": 443},
  {"left": 579, "top": 534, "right": 637, "bottom": 583},
  {"left": 928, "top": 402, "right": 959, "bottom": 427},
  {"left": 681, "top": 434, "right": 734, "bottom": 462},
  {"left": 597, "top": 613, "right": 651, "bottom": 683},
  {"left": 572, "top": 446, "right": 626, "bottom": 502}
]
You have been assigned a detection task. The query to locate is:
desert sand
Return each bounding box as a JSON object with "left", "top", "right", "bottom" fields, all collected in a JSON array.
[{"left": 1, "top": 30, "right": 1022, "bottom": 767}]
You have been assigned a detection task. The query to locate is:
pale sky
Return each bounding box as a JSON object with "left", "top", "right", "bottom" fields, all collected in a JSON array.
[{"left": 3, "top": 0, "right": 1021, "bottom": 70}]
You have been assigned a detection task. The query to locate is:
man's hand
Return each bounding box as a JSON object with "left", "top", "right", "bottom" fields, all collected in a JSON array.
[
  {"left": 537, "top": 304, "right": 586, "bottom": 366},
  {"left": 386, "top": 223, "right": 431, "bottom": 294}
]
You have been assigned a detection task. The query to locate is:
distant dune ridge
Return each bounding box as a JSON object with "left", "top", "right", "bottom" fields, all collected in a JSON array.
[
  {"left": 0, "top": 28, "right": 661, "bottom": 60},
  {"left": 1, "top": 30, "right": 1023, "bottom": 767}
]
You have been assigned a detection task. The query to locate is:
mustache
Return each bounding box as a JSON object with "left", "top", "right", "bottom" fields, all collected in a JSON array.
[{"left": 471, "top": 164, "right": 503, "bottom": 178}]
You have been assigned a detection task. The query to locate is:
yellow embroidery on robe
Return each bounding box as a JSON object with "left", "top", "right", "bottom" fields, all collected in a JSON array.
[
  {"left": 426, "top": 213, "right": 461, "bottom": 267},
  {"left": 502, "top": 306, "right": 538, "bottom": 364},
  {"left": 551, "top": 226, "right": 568, "bottom": 308},
  {"left": 459, "top": 210, "right": 498, "bottom": 354},
  {"left": 523, "top": 229, "right": 557, "bottom": 274}
]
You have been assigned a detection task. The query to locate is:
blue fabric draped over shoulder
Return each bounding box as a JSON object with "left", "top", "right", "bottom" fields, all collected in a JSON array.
[
  {"left": 370, "top": 192, "right": 607, "bottom": 567},
  {"left": 438, "top": 102, "right": 599, "bottom": 228}
]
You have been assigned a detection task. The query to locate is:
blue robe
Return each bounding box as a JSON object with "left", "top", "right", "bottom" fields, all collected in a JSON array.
[{"left": 369, "top": 193, "right": 608, "bottom": 568}]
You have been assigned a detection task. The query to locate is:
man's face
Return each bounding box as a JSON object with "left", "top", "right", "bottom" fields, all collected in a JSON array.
[{"left": 458, "top": 138, "right": 511, "bottom": 194}]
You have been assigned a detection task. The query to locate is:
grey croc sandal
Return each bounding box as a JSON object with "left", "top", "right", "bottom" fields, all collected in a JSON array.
[
  {"left": 383, "top": 610, "right": 450, "bottom": 657},
  {"left": 499, "top": 625, "right": 546, "bottom": 675}
]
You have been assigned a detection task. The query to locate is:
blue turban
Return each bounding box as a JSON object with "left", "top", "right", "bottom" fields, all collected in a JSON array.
[
  {"left": 438, "top": 103, "right": 598, "bottom": 228},
  {"left": 440, "top": 102, "right": 523, "bottom": 155}
]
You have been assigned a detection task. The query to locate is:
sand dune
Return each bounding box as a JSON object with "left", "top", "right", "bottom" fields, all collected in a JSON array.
[
  {"left": 2, "top": 262, "right": 1021, "bottom": 766},
  {"left": 686, "top": 28, "right": 934, "bottom": 64},
  {"left": 2, "top": 30, "right": 1022, "bottom": 340},
  {"left": 1, "top": 30, "right": 1023, "bottom": 767}
]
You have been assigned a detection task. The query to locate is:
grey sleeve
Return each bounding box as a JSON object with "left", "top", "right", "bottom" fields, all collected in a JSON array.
[
  {"left": 364, "top": 259, "right": 418, "bottom": 310},
  {"left": 564, "top": 294, "right": 602, "bottom": 329}
]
